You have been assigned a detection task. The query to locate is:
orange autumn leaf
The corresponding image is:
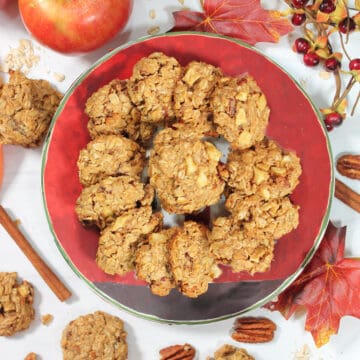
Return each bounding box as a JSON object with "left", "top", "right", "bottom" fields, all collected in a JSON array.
[
  {"left": 172, "top": 0, "right": 293, "bottom": 45},
  {"left": 265, "top": 222, "right": 360, "bottom": 347}
]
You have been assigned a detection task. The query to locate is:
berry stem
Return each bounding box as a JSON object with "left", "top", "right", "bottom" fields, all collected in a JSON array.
[
  {"left": 332, "top": 70, "right": 342, "bottom": 104},
  {"left": 350, "top": 90, "right": 360, "bottom": 116},
  {"left": 333, "top": 76, "right": 356, "bottom": 110},
  {"left": 338, "top": 32, "right": 352, "bottom": 61}
]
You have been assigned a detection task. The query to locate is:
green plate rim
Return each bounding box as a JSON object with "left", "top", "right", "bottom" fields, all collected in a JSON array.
[{"left": 41, "top": 31, "right": 334, "bottom": 325}]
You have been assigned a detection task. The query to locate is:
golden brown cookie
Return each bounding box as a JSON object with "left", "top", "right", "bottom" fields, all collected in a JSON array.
[
  {"left": 77, "top": 134, "right": 146, "bottom": 186},
  {"left": 85, "top": 79, "right": 142, "bottom": 142},
  {"left": 0, "top": 272, "right": 35, "bottom": 336},
  {"left": 211, "top": 75, "right": 269, "bottom": 150},
  {"left": 173, "top": 61, "right": 222, "bottom": 135},
  {"left": 127, "top": 52, "right": 182, "bottom": 124},
  {"left": 96, "top": 206, "right": 163, "bottom": 275},
  {"left": 221, "top": 138, "right": 302, "bottom": 200},
  {"left": 211, "top": 344, "right": 255, "bottom": 360},
  {"left": 210, "top": 216, "right": 274, "bottom": 274},
  {"left": 75, "top": 176, "right": 154, "bottom": 229},
  {"left": 0, "top": 71, "right": 62, "bottom": 147},
  {"left": 225, "top": 193, "right": 299, "bottom": 240},
  {"left": 169, "top": 221, "right": 221, "bottom": 298},
  {"left": 135, "top": 228, "right": 177, "bottom": 296},
  {"left": 61, "top": 311, "right": 127, "bottom": 360},
  {"left": 149, "top": 128, "right": 225, "bottom": 214}
]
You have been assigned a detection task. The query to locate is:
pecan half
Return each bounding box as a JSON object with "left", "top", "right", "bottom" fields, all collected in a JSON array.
[
  {"left": 159, "top": 343, "right": 196, "bottom": 360},
  {"left": 231, "top": 316, "right": 276, "bottom": 343},
  {"left": 337, "top": 154, "right": 360, "bottom": 180}
]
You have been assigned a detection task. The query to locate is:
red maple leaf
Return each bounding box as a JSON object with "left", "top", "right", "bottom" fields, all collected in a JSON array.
[
  {"left": 172, "top": 0, "right": 293, "bottom": 45},
  {"left": 265, "top": 221, "right": 360, "bottom": 347}
]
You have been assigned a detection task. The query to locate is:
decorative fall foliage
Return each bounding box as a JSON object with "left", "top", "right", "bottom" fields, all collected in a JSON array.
[
  {"left": 265, "top": 221, "right": 360, "bottom": 347},
  {"left": 172, "top": 0, "right": 293, "bottom": 45}
]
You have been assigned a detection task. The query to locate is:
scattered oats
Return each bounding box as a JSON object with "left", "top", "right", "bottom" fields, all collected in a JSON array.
[
  {"left": 294, "top": 344, "right": 311, "bottom": 360},
  {"left": 14, "top": 219, "right": 21, "bottom": 226},
  {"left": 41, "top": 313, "right": 54, "bottom": 325},
  {"left": 149, "top": 9, "right": 156, "bottom": 19},
  {"left": 53, "top": 72, "right": 65, "bottom": 82},
  {"left": 178, "top": 0, "right": 185, "bottom": 5},
  {"left": 319, "top": 71, "right": 331, "bottom": 80},
  {"left": 147, "top": 26, "right": 160, "bottom": 35},
  {"left": 3, "top": 38, "right": 40, "bottom": 74}
]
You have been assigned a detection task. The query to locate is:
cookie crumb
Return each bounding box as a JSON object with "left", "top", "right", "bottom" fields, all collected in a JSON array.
[
  {"left": 53, "top": 72, "right": 65, "bottom": 82},
  {"left": 294, "top": 344, "right": 311, "bottom": 360},
  {"left": 178, "top": 0, "right": 185, "bottom": 5},
  {"left": 147, "top": 26, "right": 160, "bottom": 35},
  {"left": 24, "top": 353, "right": 37, "bottom": 360},
  {"left": 318, "top": 71, "right": 331, "bottom": 80},
  {"left": 41, "top": 314, "right": 53, "bottom": 325},
  {"left": 149, "top": 9, "right": 156, "bottom": 19}
]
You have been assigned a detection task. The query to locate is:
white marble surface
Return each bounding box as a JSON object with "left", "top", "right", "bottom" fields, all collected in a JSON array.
[{"left": 1, "top": 1, "right": 360, "bottom": 359}]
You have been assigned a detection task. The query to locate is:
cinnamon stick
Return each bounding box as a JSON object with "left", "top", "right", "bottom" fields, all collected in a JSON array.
[
  {"left": 335, "top": 178, "right": 360, "bottom": 213},
  {"left": 0, "top": 205, "right": 71, "bottom": 301}
]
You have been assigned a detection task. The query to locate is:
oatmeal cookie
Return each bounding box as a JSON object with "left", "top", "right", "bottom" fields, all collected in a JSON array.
[
  {"left": 173, "top": 61, "right": 222, "bottom": 135},
  {"left": 135, "top": 228, "right": 177, "bottom": 296},
  {"left": 226, "top": 193, "right": 299, "bottom": 239},
  {"left": 221, "top": 138, "right": 302, "bottom": 200},
  {"left": 211, "top": 75, "right": 269, "bottom": 150},
  {"left": 85, "top": 79, "right": 143, "bottom": 142},
  {"left": 210, "top": 217, "right": 274, "bottom": 274},
  {"left": 169, "top": 221, "right": 221, "bottom": 298},
  {"left": 149, "top": 128, "right": 225, "bottom": 214},
  {"left": 96, "top": 206, "right": 163, "bottom": 275},
  {"left": 127, "top": 52, "right": 182, "bottom": 124},
  {"left": 0, "top": 272, "right": 35, "bottom": 337},
  {"left": 77, "top": 134, "right": 146, "bottom": 186},
  {"left": 75, "top": 176, "right": 154, "bottom": 229},
  {"left": 0, "top": 71, "right": 62, "bottom": 147},
  {"left": 212, "top": 344, "right": 255, "bottom": 360},
  {"left": 61, "top": 311, "right": 127, "bottom": 360}
]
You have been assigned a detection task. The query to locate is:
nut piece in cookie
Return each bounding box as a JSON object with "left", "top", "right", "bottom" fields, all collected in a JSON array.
[
  {"left": 210, "top": 216, "right": 274, "bottom": 274},
  {"left": 149, "top": 128, "right": 225, "bottom": 214},
  {"left": 75, "top": 176, "right": 154, "bottom": 229},
  {"left": 226, "top": 194, "right": 299, "bottom": 240},
  {"left": 173, "top": 61, "right": 223, "bottom": 135},
  {"left": 169, "top": 221, "right": 221, "bottom": 298},
  {"left": 211, "top": 344, "right": 254, "bottom": 360},
  {"left": 96, "top": 206, "right": 163, "bottom": 275},
  {"left": 127, "top": 52, "right": 182, "bottom": 124},
  {"left": 0, "top": 71, "right": 62, "bottom": 147},
  {"left": 211, "top": 75, "right": 269, "bottom": 150},
  {"left": 85, "top": 79, "right": 142, "bottom": 141},
  {"left": 77, "top": 134, "right": 146, "bottom": 187},
  {"left": 135, "top": 228, "right": 177, "bottom": 296},
  {"left": 0, "top": 272, "right": 35, "bottom": 337},
  {"left": 61, "top": 311, "right": 127, "bottom": 360},
  {"left": 221, "top": 138, "right": 302, "bottom": 200}
]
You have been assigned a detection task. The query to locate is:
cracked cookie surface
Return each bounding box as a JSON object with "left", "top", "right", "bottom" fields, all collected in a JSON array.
[
  {"left": 169, "top": 221, "right": 221, "bottom": 298},
  {"left": 0, "top": 71, "right": 62, "bottom": 147},
  {"left": 0, "top": 272, "right": 35, "bottom": 337},
  {"left": 149, "top": 128, "right": 224, "bottom": 214},
  {"left": 96, "top": 206, "right": 163, "bottom": 275},
  {"left": 77, "top": 134, "right": 145, "bottom": 187},
  {"left": 61, "top": 311, "right": 127, "bottom": 360},
  {"left": 212, "top": 344, "right": 255, "bottom": 360},
  {"left": 211, "top": 75, "right": 269, "bottom": 150},
  {"left": 127, "top": 52, "right": 182, "bottom": 124}
]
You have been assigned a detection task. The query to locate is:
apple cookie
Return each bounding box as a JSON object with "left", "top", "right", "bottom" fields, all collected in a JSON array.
[
  {"left": 127, "top": 52, "right": 182, "bottom": 124},
  {"left": 77, "top": 134, "right": 146, "bottom": 187},
  {"left": 0, "top": 71, "right": 62, "bottom": 147},
  {"left": 149, "top": 128, "right": 224, "bottom": 214},
  {"left": 221, "top": 138, "right": 302, "bottom": 200},
  {"left": 0, "top": 272, "right": 35, "bottom": 337},
  {"left": 173, "top": 61, "right": 223, "bottom": 135},
  {"left": 135, "top": 228, "right": 177, "bottom": 296},
  {"left": 61, "top": 311, "right": 127, "bottom": 360},
  {"left": 169, "top": 221, "right": 221, "bottom": 298},
  {"left": 96, "top": 206, "right": 163, "bottom": 275}
]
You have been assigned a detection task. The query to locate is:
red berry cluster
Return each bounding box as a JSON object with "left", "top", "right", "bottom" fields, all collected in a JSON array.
[{"left": 288, "top": 0, "right": 360, "bottom": 131}]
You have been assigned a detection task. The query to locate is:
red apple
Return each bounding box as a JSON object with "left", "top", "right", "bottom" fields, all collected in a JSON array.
[{"left": 18, "top": 0, "right": 133, "bottom": 54}]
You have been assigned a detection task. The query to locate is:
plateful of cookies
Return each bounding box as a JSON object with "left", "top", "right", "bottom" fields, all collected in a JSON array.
[{"left": 75, "top": 52, "right": 302, "bottom": 298}]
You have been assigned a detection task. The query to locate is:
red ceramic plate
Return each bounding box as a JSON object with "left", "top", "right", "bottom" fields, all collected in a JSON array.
[{"left": 42, "top": 32, "right": 333, "bottom": 323}]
